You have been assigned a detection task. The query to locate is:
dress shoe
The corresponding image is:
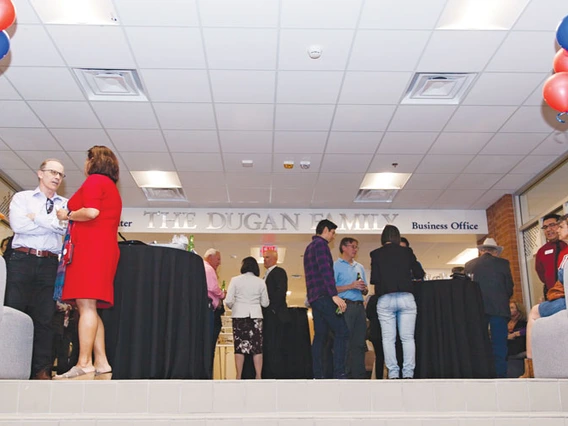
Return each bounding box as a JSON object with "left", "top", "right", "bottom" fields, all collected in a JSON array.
[{"left": 33, "top": 370, "right": 52, "bottom": 380}]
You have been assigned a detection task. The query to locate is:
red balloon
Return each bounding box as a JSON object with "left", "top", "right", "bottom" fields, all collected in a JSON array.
[
  {"left": 553, "top": 49, "right": 568, "bottom": 73},
  {"left": 543, "top": 72, "right": 568, "bottom": 112},
  {"left": 0, "top": 0, "right": 15, "bottom": 32}
]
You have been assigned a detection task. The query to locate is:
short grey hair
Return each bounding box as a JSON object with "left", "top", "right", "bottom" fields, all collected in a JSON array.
[{"left": 204, "top": 248, "right": 219, "bottom": 259}]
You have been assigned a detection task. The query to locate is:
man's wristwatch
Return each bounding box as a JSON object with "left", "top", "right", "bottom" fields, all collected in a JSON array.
[{"left": 67, "top": 210, "right": 73, "bottom": 220}]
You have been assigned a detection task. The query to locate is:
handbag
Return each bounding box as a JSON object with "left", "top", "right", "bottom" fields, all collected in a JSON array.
[
  {"left": 547, "top": 280, "right": 565, "bottom": 301},
  {"left": 53, "top": 222, "right": 73, "bottom": 302}
]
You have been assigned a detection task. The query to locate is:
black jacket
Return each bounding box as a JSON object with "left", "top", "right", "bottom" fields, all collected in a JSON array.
[
  {"left": 264, "top": 266, "right": 290, "bottom": 322},
  {"left": 370, "top": 243, "right": 424, "bottom": 298}
]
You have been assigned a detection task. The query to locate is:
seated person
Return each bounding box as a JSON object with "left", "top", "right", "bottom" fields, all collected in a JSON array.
[
  {"left": 507, "top": 300, "right": 527, "bottom": 358},
  {"left": 450, "top": 266, "right": 470, "bottom": 280}
]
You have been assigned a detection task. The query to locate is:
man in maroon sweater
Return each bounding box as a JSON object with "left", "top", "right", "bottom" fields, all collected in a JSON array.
[{"left": 535, "top": 213, "right": 567, "bottom": 300}]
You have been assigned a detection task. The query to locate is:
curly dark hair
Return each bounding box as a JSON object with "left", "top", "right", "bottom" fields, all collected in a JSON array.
[{"left": 86, "top": 146, "right": 119, "bottom": 183}]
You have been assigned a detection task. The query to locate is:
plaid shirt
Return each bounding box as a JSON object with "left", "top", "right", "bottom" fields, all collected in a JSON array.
[{"left": 304, "top": 235, "right": 337, "bottom": 304}]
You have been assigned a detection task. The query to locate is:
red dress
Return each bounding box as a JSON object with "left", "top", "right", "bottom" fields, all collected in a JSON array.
[{"left": 62, "top": 174, "right": 122, "bottom": 309}]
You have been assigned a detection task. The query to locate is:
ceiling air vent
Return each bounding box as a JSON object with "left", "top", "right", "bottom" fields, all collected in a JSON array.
[
  {"left": 354, "top": 189, "right": 399, "bottom": 203},
  {"left": 141, "top": 187, "right": 188, "bottom": 202},
  {"left": 401, "top": 72, "right": 477, "bottom": 105},
  {"left": 73, "top": 68, "right": 148, "bottom": 101}
]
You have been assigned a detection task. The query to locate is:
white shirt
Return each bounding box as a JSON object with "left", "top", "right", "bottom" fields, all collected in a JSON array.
[
  {"left": 9, "top": 188, "right": 68, "bottom": 253},
  {"left": 225, "top": 272, "right": 270, "bottom": 319}
]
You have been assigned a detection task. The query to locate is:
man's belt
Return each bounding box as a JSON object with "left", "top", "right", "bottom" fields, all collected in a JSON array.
[
  {"left": 14, "top": 247, "right": 58, "bottom": 258},
  {"left": 344, "top": 299, "right": 363, "bottom": 305}
]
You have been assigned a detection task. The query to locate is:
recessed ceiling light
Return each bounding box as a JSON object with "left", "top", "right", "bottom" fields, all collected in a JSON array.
[
  {"left": 130, "top": 171, "right": 182, "bottom": 188},
  {"left": 30, "top": 0, "right": 119, "bottom": 25},
  {"left": 360, "top": 173, "right": 412, "bottom": 190},
  {"left": 436, "top": 0, "right": 529, "bottom": 30}
]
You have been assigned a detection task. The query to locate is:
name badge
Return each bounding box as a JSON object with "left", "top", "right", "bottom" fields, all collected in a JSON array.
[{"left": 545, "top": 249, "right": 554, "bottom": 255}]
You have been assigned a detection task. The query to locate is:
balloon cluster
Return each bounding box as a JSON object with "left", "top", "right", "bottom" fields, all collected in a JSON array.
[
  {"left": 0, "top": 0, "right": 15, "bottom": 60},
  {"left": 544, "top": 16, "right": 568, "bottom": 123}
]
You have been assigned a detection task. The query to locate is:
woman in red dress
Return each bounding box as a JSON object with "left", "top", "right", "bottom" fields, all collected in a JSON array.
[{"left": 54, "top": 146, "right": 122, "bottom": 380}]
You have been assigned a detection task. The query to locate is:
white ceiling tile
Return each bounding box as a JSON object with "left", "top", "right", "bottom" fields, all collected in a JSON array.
[
  {"left": 46, "top": 25, "right": 135, "bottom": 68},
  {"left": 480, "top": 133, "right": 547, "bottom": 155},
  {"left": 277, "top": 71, "right": 343, "bottom": 104},
  {"left": 312, "top": 186, "right": 358, "bottom": 202},
  {"left": 445, "top": 106, "right": 516, "bottom": 132},
  {"left": 125, "top": 27, "right": 206, "bottom": 69},
  {"left": 448, "top": 174, "right": 503, "bottom": 190},
  {"left": 315, "top": 173, "right": 365, "bottom": 188},
  {"left": 219, "top": 131, "right": 273, "bottom": 153},
  {"left": 223, "top": 153, "right": 273, "bottom": 172},
  {"left": 50, "top": 129, "right": 113, "bottom": 151},
  {"left": 0, "top": 152, "right": 30, "bottom": 170},
  {"left": 271, "top": 172, "right": 319, "bottom": 188},
  {"left": 216, "top": 104, "right": 274, "bottom": 130},
  {"left": 274, "top": 131, "right": 328, "bottom": 153},
  {"left": 120, "top": 152, "right": 176, "bottom": 171},
  {"left": 28, "top": 101, "right": 100, "bottom": 128},
  {"left": 388, "top": 106, "right": 456, "bottom": 132},
  {"left": 339, "top": 72, "right": 411, "bottom": 105},
  {"left": 12, "top": 0, "right": 41, "bottom": 23},
  {"left": 2, "top": 169, "right": 39, "bottom": 188},
  {"left": 172, "top": 153, "right": 223, "bottom": 172},
  {"left": 349, "top": 31, "right": 430, "bottom": 71},
  {"left": 326, "top": 132, "right": 382, "bottom": 154},
  {"left": 378, "top": 132, "right": 437, "bottom": 154},
  {"left": 115, "top": 172, "right": 138, "bottom": 188},
  {"left": 493, "top": 174, "right": 535, "bottom": 190},
  {"left": 415, "top": 154, "right": 474, "bottom": 174},
  {"left": 272, "top": 153, "right": 322, "bottom": 173},
  {"left": 0, "top": 74, "right": 21, "bottom": 100},
  {"left": 107, "top": 130, "right": 167, "bottom": 152},
  {"left": 178, "top": 172, "right": 226, "bottom": 188},
  {"left": 164, "top": 130, "right": 220, "bottom": 153},
  {"left": 514, "top": 0, "right": 567, "bottom": 30},
  {"left": 15, "top": 151, "right": 76, "bottom": 171},
  {"left": 225, "top": 172, "right": 272, "bottom": 188},
  {"left": 469, "top": 190, "right": 509, "bottom": 210},
  {"left": 434, "top": 190, "right": 487, "bottom": 209},
  {"left": 279, "top": 30, "right": 354, "bottom": 70},
  {"left": 404, "top": 173, "right": 457, "bottom": 190},
  {"left": 0, "top": 101, "right": 44, "bottom": 127},
  {"left": 203, "top": 29, "right": 277, "bottom": 69},
  {"left": 320, "top": 154, "right": 372, "bottom": 172},
  {"left": 276, "top": 105, "right": 334, "bottom": 131},
  {"left": 333, "top": 105, "right": 396, "bottom": 131},
  {"left": 228, "top": 187, "right": 270, "bottom": 204},
  {"left": 184, "top": 186, "right": 228, "bottom": 203},
  {"left": 418, "top": 31, "right": 506, "bottom": 72},
  {"left": 523, "top": 80, "right": 548, "bottom": 106},
  {"left": 91, "top": 102, "right": 159, "bottom": 129},
  {"left": 64, "top": 152, "right": 91, "bottom": 172},
  {"left": 463, "top": 155, "right": 524, "bottom": 174},
  {"left": 271, "top": 187, "right": 314, "bottom": 206},
  {"left": 210, "top": 71, "right": 275, "bottom": 103},
  {"left": 0, "top": 25, "right": 64, "bottom": 67},
  {"left": 509, "top": 155, "right": 558, "bottom": 174},
  {"left": 390, "top": 189, "right": 443, "bottom": 208},
  {"left": 369, "top": 154, "right": 424, "bottom": 173},
  {"left": 536, "top": 132, "right": 568, "bottom": 155},
  {"left": 429, "top": 132, "right": 493, "bottom": 155},
  {"left": 500, "top": 107, "right": 559, "bottom": 133},
  {"left": 486, "top": 31, "right": 557, "bottom": 72},
  {"left": 463, "top": 73, "right": 548, "bottom": 106},
  {"left": 0, "top": 128, "right": 59, "bottom": 150},
  {"left": 140, "top": 70, "right": 211, "bottom": 103},
  {"left": 114, "top": 0, "right": 199, "bottom": 26},
  {"left": 198, "top": 0, "right": 279, "bottom": 27},
  {"left": 359, "top": 0, "right": 447, "bottom": 29},
  {"left": 58, "top": 170, "right": 86, "bottom": 189},
  {"left": 154, "top": 103, "right": 216, "bottom": 130},
  {"left": 281, "top": 0, "right": 362, "bottom": 28},
  {"left": 3, "top": 67, "right": 84, "bottom": 101},
  {"left": 0, "top": 138, "right": 8, "bottom": 150}
]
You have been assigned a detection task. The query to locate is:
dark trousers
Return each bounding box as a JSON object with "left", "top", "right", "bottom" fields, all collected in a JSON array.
[
  {"left": 262, "top": 310, "right": 290, "bottom": 379},
  {"left": 485, "top": 315, "right": 508, "bottom": 378},
  {"left": 311, "top": 296, "right": 349, "bottom": 379},
  {"left": 343, "top": 302, "right": 367, "bottom": 379},
  {"left": 5, "top": 252, "right": 57, "bottom": 378}
]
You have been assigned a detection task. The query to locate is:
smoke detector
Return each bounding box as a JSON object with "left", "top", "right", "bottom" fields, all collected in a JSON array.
[
  {"left": 307, "top": 45, "right": 322, "bottom": 59},
  {"left": 300, "top": 160, "right": 311, "bottom": 170}
]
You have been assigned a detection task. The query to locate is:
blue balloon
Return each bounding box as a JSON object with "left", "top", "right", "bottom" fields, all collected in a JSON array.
[
  {"left": 557, "top": 15, "right": 568, "bottom": 50},
  {"left": 0, "top": 30, "right": 9, "bottom": 60}
]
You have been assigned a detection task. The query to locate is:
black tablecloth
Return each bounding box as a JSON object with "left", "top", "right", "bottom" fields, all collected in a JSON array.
[
  {"left": 414, "top": 279, "right": 495, "bottom": 378},
  {"left": 101, "top": 244, "right": 211, "bottom": 379}
]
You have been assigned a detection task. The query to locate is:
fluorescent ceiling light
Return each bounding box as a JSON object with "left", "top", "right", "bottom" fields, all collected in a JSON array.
[
  {"left": 360, "top": 173, "right": 412, "bottom": 190},
  {"left": 447, "top": 248, "right": 479, "bottom": 265},
  {"left": 436, "top": 0, "right": 529, "bottom": 30},
  {"left": 31, "top": 0, "right": 119, "bottom": 25},
  {"left": 130, "top": 171, "right": 182, "bottom": 188}
]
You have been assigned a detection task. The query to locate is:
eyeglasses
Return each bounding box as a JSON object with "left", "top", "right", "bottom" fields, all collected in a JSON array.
[
  {"left": 46, "top": 198, "right": 54, "bottom": 214},
  {"left": 542, "top": 223, "right": 559, "bottom": 230},
  {"left": 344, "top": 244, "right": 359, "bottom": 250},
  {"left": 41, "top": 169, "right": 66, "bottom": 179}
]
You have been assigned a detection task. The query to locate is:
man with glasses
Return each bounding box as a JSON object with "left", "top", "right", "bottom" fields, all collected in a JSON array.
[
  {"left": 334, "top": 237, "right": 368, "bottom": 378},
  {"left": 536, "top": 213, "right": 567, "bottom": 301},
  {"left": 5, "top": 159, "right": 67, "bottom": 379}
]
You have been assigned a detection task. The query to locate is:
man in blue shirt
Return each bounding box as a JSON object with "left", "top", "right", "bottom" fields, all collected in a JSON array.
[
  {"left": 334, "top": 237, "right": 368, "bottom": 379},
  {"left": 304, "top": 219, "right": 348, "bottom": 379}
]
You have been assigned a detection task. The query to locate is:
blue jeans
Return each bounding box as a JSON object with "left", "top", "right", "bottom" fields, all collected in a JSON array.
[
  {"left": 377, "top": 292, "right": 416, "bottom": 379},
  {"left": 311, "top": 296, "right": 349, "bottom": 379},
  {"left": 485, "top": 315, "right": 508, "bottom": 378}
]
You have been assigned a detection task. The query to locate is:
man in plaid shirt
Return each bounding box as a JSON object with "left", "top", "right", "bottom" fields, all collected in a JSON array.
[{"left": 304, "top": 219, "right": 348, "bottom": 379}]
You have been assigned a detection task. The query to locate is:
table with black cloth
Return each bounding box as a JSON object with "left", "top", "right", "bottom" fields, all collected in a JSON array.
[
  {"left": 413, "top": 279, "right": 496, "bottom": 379},
  {"left": 241, "top": 307, "right": 313, "bottom": 379},
  {"left": 100, "top": 244, "right": 212, "bottom": 379}
]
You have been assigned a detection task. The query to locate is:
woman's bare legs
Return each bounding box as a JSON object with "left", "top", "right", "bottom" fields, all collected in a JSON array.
[
  {"left": 235, "top": 354, "right": 245, "bottom": 379},
  {"left": 253, "top": 354, "right": 263, "bottom": 379}
]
